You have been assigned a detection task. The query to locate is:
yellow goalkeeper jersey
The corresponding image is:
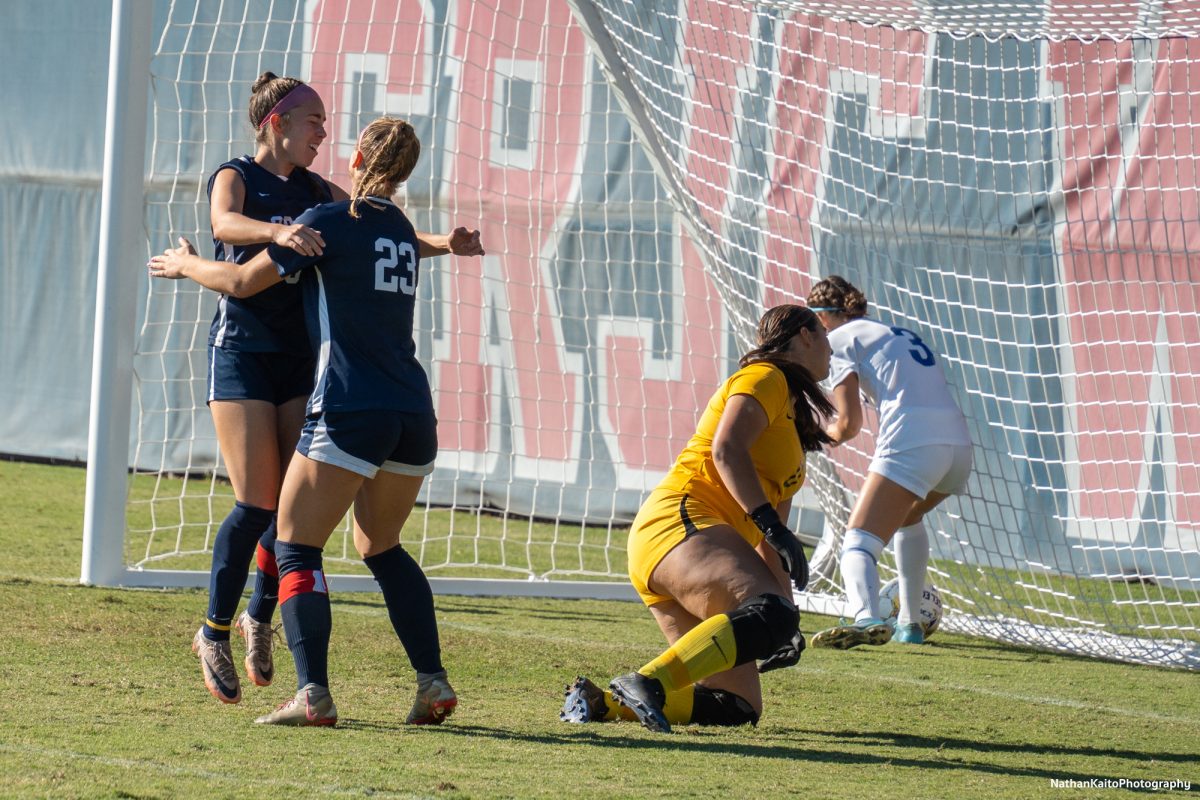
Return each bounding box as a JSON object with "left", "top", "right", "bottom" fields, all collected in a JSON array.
[{"left": 657, "top": 361, "right": 805, "bottom": 536}]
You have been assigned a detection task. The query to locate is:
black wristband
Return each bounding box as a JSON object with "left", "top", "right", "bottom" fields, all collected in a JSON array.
[{"left": 749, "top": 503, "right": 782, "bottom": 534}]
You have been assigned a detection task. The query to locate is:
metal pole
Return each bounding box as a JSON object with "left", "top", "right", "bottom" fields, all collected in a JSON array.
[{"left": 81, "top": 0, "right": 154, "bottom": 585}]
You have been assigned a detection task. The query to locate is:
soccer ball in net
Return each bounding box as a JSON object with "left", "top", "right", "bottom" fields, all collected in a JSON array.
[{"left": 879, "top": 578, "right": 943, "bottom": 637}]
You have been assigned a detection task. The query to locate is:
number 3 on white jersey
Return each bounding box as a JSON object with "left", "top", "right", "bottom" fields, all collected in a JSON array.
[
  {"left": 890, "top": 326, "right": 935, "bottom": 366},
  {"left": 374, "top": 237, "right": 417, "bottom": 294}
]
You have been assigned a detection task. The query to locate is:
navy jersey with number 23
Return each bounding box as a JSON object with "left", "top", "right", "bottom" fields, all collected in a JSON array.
[{"left": 268, "top": 197, "right": 433, "bottom": 416}]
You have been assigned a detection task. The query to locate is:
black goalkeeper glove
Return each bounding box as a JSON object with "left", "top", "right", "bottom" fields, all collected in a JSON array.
[
  {"left": 749, "top": 503, "right": 809, "bottom": 592},
  {"left": 758, "top": 630, "right": 806, "bottom": 673}
]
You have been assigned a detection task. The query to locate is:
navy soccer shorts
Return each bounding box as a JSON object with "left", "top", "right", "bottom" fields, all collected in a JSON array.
[
  {"left": 207, "top": 346, "right": 315, "bottom": 406},
  {"left": 296, "top": 409, "right": 438, "bottom": 479}
]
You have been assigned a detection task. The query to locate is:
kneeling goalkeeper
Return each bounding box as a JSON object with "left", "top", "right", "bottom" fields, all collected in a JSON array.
[{"left": 561, "top": 305, "right": 834, "bottom": 732}]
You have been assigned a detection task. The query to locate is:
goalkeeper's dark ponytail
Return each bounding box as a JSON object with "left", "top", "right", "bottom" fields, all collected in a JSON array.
[{"left": 740, "top": 305, "right": 834, "bottom": 452}]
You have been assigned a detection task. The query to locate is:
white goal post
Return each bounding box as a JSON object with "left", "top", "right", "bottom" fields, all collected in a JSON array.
[
  {"left": 82, "top": 0, "right": 155, "bottom": 589},
  {"left": 84, "top": 0, "right": 1199, "bottom": 669}
]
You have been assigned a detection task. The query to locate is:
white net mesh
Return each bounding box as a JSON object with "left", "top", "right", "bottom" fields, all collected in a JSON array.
[
  {"left": 569, "top": 0, "right": 1200, "bottom": 668},
  {"left": 129, "top": 0, "right": 1199, "bottom": 668},
  {"left": 135, "top": 0, "right": 694, "bottom": 588}
]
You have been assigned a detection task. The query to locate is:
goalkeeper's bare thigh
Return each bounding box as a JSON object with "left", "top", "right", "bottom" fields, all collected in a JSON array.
[{"left": 649, "top": 524, "right": 777, "bottom": 621}]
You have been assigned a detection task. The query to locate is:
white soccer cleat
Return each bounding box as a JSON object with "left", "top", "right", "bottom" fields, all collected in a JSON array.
[
  {"left": 406, "top": 671, "right": 457, "bottom": 725},
  {"left": 235, "top": 611, "right": 278, "bottom": 687},
  {"left": 254, "top": 683, "right": 338, "bottom": 726},
  {"left": 811, "top": 617, "right": 893, "bottom": 650},
  {"left": 192, "top": 628, "right": 241, "bottom": 704},
  {"left": 891, "top": 622, "right": 926, "bottom": 645}
]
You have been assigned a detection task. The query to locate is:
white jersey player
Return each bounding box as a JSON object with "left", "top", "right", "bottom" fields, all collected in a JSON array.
[{"left": 807, "top": 275, "right": 972, "bottom": 647}]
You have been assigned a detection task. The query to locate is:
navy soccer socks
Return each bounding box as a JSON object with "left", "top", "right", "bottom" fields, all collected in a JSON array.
[
  {"left": 245, "top": 519, "right": 280, "bottom": 624},
  {"left": 202, "top": 501, "right": 274, "bottom": 641},
  {"left": 363, "top": 545, "right": 444, "bottom": 675},
  {"left": 276, "top": 541, "right": 332, "bottom": 689}
]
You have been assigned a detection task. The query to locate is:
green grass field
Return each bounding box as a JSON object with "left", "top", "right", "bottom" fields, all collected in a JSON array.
[{"left": 2, "top": 459, "right": 1197, "bottom": 799}]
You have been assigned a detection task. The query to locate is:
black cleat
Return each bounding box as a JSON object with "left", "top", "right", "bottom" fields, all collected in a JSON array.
[
  {"left": 608, "top": 672, "right": 670, "bottom": 733},
  {"left": 561, "top": 676, "right": 609, "bottom": 723}
]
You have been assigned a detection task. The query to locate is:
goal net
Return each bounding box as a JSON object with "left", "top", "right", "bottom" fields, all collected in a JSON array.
[
  {"left": 566, "top": 0, "right": 1200, "bottom": 669},
  {"left": 108, "top": 0, "right": 1198, "bottom": 668}
]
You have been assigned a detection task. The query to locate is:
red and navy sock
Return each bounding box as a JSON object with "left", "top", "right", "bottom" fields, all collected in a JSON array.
[
  {"left": 276, "top": 541, "right": 331, "bottom": 689},
  {"left": 363, "top": 545, "right": 443, "bottom": 675},
  {"left": 245, "top": 519, "right": 279, "bottom": 624},
  {"left": 203, "top": 501, "right": 274, "bottom": 642}
]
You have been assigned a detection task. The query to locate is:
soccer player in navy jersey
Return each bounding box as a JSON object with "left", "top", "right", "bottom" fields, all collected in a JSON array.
[
  {"left": 161, "top": 115, "right": 477, "bottom": 725},
  {"left": 192, "top": 73, "right": 482, "bottom": 707},
  {"left": 191, "top": 71, "right": 338, "bottom": 707}
]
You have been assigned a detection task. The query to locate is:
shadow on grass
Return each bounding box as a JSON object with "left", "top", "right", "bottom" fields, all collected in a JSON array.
[
  {"left": 333, "top": 594, "right": 636, "bottom": 624},
  {"left": 331, "top": 595, "right": 500, "bottom": 618},
  {"left": 790, "top": 727, "right": 1197, "bottom": 766},
  {"left": 332, "top": 719, "right": 1193, "bottom": 785}
]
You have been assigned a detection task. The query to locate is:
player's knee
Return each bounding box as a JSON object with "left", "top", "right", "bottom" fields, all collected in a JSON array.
[
  {"left": 276, "top": 542, "right": 329, "bottom": 606},
  {"left": 727, "top": 592, "right": 800, "bottom": 663},
  {"left": 214, "top": 502, "right": 274, "bottom": 561},
  {"left": 274, "top": 542, "right": 325, "bottom": 583},
  {"left": 691, "top": 686, "right": 760, "bottom": 727},
  {"left": 842, "top": 527, "right": 885, "bottom": 564},
  {"left": 231, "top": 500, "right": 275, "bottom": 528}
]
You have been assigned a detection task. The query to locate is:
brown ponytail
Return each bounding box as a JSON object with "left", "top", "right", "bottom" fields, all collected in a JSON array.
[
  {"left": 248, "top": 72, "right": 305, "bottom": 143},
  {"left": 349, "top": 117, "right": 421, "bottom": 218},
  {"left": 806, "top": 275, "right": 868, "bottom": 318},
  {"left": 740, "top": 305, "right": 834, "bottom": 452}
]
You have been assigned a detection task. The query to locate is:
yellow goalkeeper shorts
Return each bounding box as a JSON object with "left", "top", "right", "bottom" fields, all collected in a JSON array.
[{"left": 627, "top": 488, "right": 759, "bottom": 606}]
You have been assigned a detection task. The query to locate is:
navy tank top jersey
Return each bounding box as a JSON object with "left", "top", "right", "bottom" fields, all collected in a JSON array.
[{"left": 205, "top": 155, "right": 333, "bottom": 355}]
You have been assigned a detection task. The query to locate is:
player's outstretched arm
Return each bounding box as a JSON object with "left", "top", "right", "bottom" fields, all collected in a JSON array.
[
  {"left": 148, "top": 237, "right": 283, "bottom": 298},
  {"left": 325, "top": 177, "right": 483, "bottom": 259},
  {"left": 416, "top": 227, "right": 484, "bottom": 259}
]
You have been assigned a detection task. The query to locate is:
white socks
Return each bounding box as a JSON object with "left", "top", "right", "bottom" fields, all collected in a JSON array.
[
  {"left": 894, "top": 522, "right": 930, "bottom": 626},
  {"left": 841, "top": 528, "right": 885, "bottom": 621},
  {"left": 841, "top": 523, "right": 931, "bottom": 625}
]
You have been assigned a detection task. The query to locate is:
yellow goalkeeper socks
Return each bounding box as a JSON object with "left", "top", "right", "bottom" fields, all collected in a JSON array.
[
  {"left": 602, "top": 692, "right": 637, "bottom": 721},
  {"left": 662, "top": 685, "right": 696, "bottom": 723},
  {"left": 602, "top": 685, "right": 695, "bottom": 723},
  {"left": 636, "top": 613, "right": 738, "bottom": 693}
]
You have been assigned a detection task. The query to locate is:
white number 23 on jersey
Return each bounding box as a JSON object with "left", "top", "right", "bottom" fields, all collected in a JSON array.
[{"left": 374, "top": 237, "right": 417, "bottom": 295}]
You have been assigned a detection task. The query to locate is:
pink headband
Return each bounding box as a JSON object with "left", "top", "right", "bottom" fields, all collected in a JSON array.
[{"left": 257, "top": 84, "right": 321, "bottom": 129}]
